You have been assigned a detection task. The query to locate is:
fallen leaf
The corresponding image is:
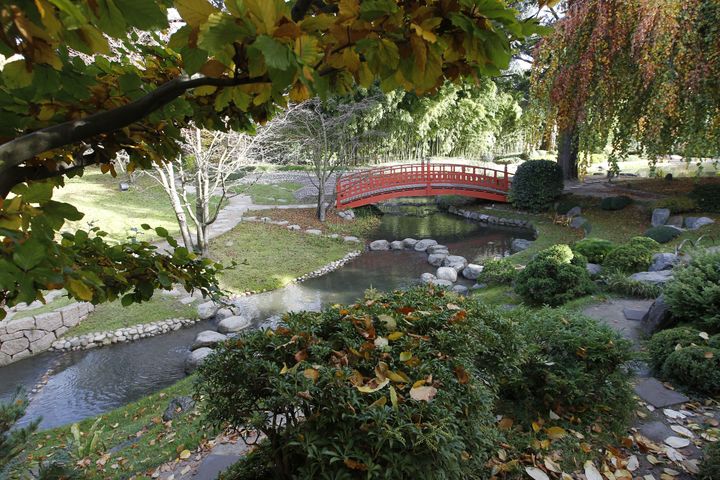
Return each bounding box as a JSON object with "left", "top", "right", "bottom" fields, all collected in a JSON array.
[
  {"left": 388, "top": 331, "right": 403, "bottom": 341},
  {"left": 409, "top": 385, "right": 437, "bottom": 402},
  {"left": 626, "top": 455, "right": 639, "bottom": 471},
  {"left": 344, "top": 458, "right": 368, "bottom": 471},
  {"left": 525, "top": 467, "right": 550, "bottom": 480},
  {"left": 498, "top": 417, "right": 514, "bottom": 430},
  {"left": 665, "top": 446, "right": 685, "bottom": 462},
  {"left": 303, "top": 368, "right": 319, "bottom": 383},
  {"left": 179, "top": 449, "right": 191, "bottom": 460},
  {"left": 664, "top": 436, "right": 690, "bottom": 449},
  {"left": 544, "top": 457, "right": 561, "bottom": 473},
  {"left": 699, "top": 332, "right": 709, "bottom": 340},
  {"left": 670, "top": 425, "right": 694, "bottom": 438},
  {"left": 356, "top": 378, "right": 390, "bottom": 393},
  {"left": 546, "top": 426, "right": 567, "bottom": 440},
  {"left": 584, "top": 461, "right": 603, "bottom": 480}
]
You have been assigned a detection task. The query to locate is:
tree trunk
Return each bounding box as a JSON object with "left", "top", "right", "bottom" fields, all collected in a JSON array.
[
  {"left": 317, "top": 178, "right": 327, "bottom": 222},
  {"left": 557, "top": 126, "right": 579, "bottom": 180},
  {"left": 157, "top": 166, "right": 194, "bottom": 250}
]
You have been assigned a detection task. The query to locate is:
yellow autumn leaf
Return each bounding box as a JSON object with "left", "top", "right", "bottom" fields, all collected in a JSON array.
[
  {"left": 399, "top": 351, "right": 412, "bottom": 361},
  {"left": 356, "top": 378, "right": 389, "bottom": 393},
  {"left": 546, "top": 426, "right": 567, "bottom": 440},
  {"left": 388, "top": 331, "right": 403, "bottom": 341},
  {"left": 37, "top": 105, "right": 55, "bottom": 121},
  {"left": 389, "top": 385, "right": 398, "bottom": 409},
  {"left": 67, "top": 278, "right": 93, "bottom": 301},
  {"left": 179, "top": 449, "right": 191, "bottom": 459},
  {"left": 370, "top": 395, "right": 387, "bottom": 407},
  {"left": 385, "top": 370, "right": 410, "bottom": 383},
  {"left": 174, "top": 0, "right": 219, "bottom": 27}
]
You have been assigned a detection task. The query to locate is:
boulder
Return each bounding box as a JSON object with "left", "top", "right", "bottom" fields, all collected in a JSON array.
[
  {"left": 426, "top": 245, "right": 449, "bottom": 254},
  {"left": 451, "top": 285, "right": 469, "bottom": 295},
  {"left": 420, "top": 273, "right": 436, "bottom": 284},
  {"left": 586, "top": 263, "right": 602, "bottom": 276},
  {"left": 389, "top": 240, "right": 404, "bottom": 250},
  {"left": 5, "top": 316, "right": 35, "bottom": 334},
  {"left": 305, "top": 229, "right": 322, "bottom": 235},
  {"left": 641, "top": 295, "right": 675, "bottom": 336},
  {"left": 510, "top": 239, "right": 533, "bottom": 253},
  {"left": 402, "top": 238, "right": 419, "bottom": 249},
  {"left": 443, "top": 255, "right": 468, "bottom": 272},
  {"left": 191, "top": 330, "right": 228, "bottom": 350},
  {"left": 343, "top": 236, "right": 360, "bottom": 243},
  {"left": 185, "top": 347, "right": 214, "bottom": 373},
  {"left": 666, "top": 216, "right": 684, "bottom": 228},
  {"left": 414, "top": 239, "right": 438, "bottom": 252},
  {"left": 566, "top": 206, "right": 582, "bottom": 218},
  {"left": 436, "top": 267, "right": 458, "bottom": 282},
  {"left": 461, "top": 264, "right": 484, "bottom": 280},
  {"left": 471, "top": 283, "right": 486, "bottom": 290},
  {"left": 427, "top": 253, "right": 447, "bottom": 267},
  {"left": 684, "top": 216, "right": 715, "bottom": 230},
  {"left": 430, "top": 279, "right": 453, "bottom": 288},
  {"left": 162, "top": 396, "right": 196, "bottom": 421},
  {"left": 649, "top": 253, "right": 679, "bottom": 272},
  {"left": 569, "top": 216, "right": 587, "bottom": 229},
  {"left": 287, "top": 224, "right": 301, "bottom": 231},
  {"left": 369, "top": 240, "right": 390, "bottom": 251},
  {"left": 0, "top": 337, "right": 28, "bottom": 356},
  {"left": 217, "top": 315, "right": 252, "bottom": 333},
  {"left": 197, "top": 301, "right": 218, "bottom": 320},
  {"left": 651, "top": 208, "right": 671, "bottom": 227},
  {"left": 215, "top": 307, "right": 234, "bottom": 320},
  {"left": 629, "top": 270, "right": 674, "bottom": 285}
]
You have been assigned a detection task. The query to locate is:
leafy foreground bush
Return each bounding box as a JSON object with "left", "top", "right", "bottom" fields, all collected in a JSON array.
[
  {"left": 509, "top": 160, "right": 564, "bottom": 212},
  {"left": 199, "top": 287, "right": 633, "bottom": 479},
  {"left": 603, "top": 237, "right": 659, "bottom": 274},
  {"left": 600, "top": 195, "right": 632, "bottom": 211},
  {"left": 477, "top": 257, "right": 517, "bottom": 285},
  {"left": 515, "top": 245, "right": 595, "bottom": 306},
  {"left": 664, "top": 251, "right": 720, "bottom": 333},
  {"left": 691, "top": 184, "right": 720, "bottom": 213},
  {"left": 643, "top": 226, "right": 682, "bottom": 244},
  {"left": 647, "top": 327, "right": 712, "bottom": 370},
  {"left": 572, "top": 238, "right": 615, "bottom": 264},
  {"left": 700, "top": 441, "right": 720, "bottom": 480}
]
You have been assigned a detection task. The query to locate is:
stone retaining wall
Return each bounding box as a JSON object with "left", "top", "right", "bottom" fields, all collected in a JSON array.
[
  {"left": 447, "top": 206, "right": 538, "bottom": 238},
  {"left": 0, "top": 302, "right": 94, "bottom": 366},
  {"left": 51, "top": 317, "right": 200, "bottom": 352}
]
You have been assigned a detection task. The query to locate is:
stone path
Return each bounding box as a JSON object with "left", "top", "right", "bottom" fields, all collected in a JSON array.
[
  {"left": 564, "top": 176, "right": 667, "bottom": 200},
  {"left": 582, "top": 298, "right": 715, "bottom": 479}
]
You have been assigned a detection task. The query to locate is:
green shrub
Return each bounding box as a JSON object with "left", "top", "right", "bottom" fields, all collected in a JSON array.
[
  {"left": 643, "top": 226, "right": 682, "bottom": 244},
  {"left": 699, "top": 441, "right": 720, "bottom": 480},
  {"left": 600, "top": 196, "right": 632, "bottom": 211},
  {"left": 690, "top": 184, "right": 720, "bottom": 212},
  {"left": 647, "top": 327, "right": 704, "bottom": 371},
  {"left": 652, "top": 196, "right": 697, "bottom": 214},
  {"left": 572, "top": 238, "right": 615, "bottom": 264},
  {"left": 534, "top": 244, "right": 574, "bottom": 264},
  {"left": 509, "top": 160, "right": 564, "bottom": 212},
  {"left": 570, "top": 251, "right": 588, "bottom": 267},
  {"left": 661, "top": 346, "right": 720, "bottom": 394},
  {"left": 478, "top": 258, "right": 517, "bottom": 285},
  {"left": 603, "top": 238, "right": 659, "bottom": 273},
  {"left": 197, "top": 287, "right": 519, "bottom": 480},
  {"left": 664, "top": 251, "right": 720, "bottom": 332},
  {"left": 501, "top": 308, "right": 633, "bottom": 421},
  {"left": 602, "top": 273, "right": 663, "bottom": 299},
  {"left": 515, "top": 251, "right": 595, "bottom": 306}
]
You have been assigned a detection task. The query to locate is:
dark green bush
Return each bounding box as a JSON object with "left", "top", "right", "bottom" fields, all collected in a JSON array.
[
  {"left": 509, "top": 160, "right": 564, "bottom": 212},
  {"left": 572, "top": 238, "right": 615, "bottom": 264},
  {"left": 478, "top": 258, "right": 517, "bottom": 285},
  {"left": 501, "top": 308, "right": 633, "bottom": 421},
  {"left": 600, "top": 196, "right": 632, "bottom": 211},
  {"left": 661, "top": 346, "right": 720, "bottom": 394},
  {"left": 643, "top": 226, "right": 682, "bottom": 244},
  {"left": 690, "top": 183, "right": 720, "bottom": 212},
  {"left": 197, "top": 287, "right": 520, "bottom": 480},
  {"left": 534, "top": 244, "right": 574, "bottom": 264},
  {"left": 515, "top": 248, "right": 595, "bottom": 306},
  {"left": 647, "top": 327, "right": 705, "bottom": 371},
  {"left": 603, "top": 237, "right": 659, "bottom": 273},
  {"left": 700, "top": 441, "right": 720, "bottom": 480},
  {"left": 664, "top": 251, "right": 720, "bottom": 332},
  {"left": 652, "top": 196, "right": 697, "bottom": 214}
]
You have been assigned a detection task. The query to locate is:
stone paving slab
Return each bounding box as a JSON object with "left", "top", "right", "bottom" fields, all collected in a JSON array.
[
  {"left": 623, "top": 307, "right": 647, "bottom": 322},
  {"left": 634, "top": 377, "right": 689, "bottom": 408},
  {"left": 193, "top": 454, "right": 242, "bottom": 479}
]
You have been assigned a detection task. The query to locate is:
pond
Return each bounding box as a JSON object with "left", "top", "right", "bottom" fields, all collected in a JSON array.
[{"left": 0, "top": 212, "right": 533, "bottom": 430}]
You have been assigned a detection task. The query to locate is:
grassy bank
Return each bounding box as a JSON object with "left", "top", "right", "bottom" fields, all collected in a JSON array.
[
  {"left": 234, "top": 181, "right": 304, "bottom": 204},
  {"left": 211, "top": 222, "right": 357, "bottom": 293},
  {"left": 254, "top": 207, "right": 381, "bottom": 239},
  {"left": 14, "top": 377, "right": 214, "bottom": 480}
]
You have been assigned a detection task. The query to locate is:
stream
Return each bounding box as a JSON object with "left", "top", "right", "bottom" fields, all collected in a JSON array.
[{"left": 0, "top": 212, "right": 533, "bottom": 430}]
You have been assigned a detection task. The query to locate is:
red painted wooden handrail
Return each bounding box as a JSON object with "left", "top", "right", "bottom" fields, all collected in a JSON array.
[{"left": 335, "top": 162, "right": 511, "bottom": 209}]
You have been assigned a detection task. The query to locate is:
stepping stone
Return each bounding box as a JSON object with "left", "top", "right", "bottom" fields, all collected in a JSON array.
[
  {"left": 638, "top": 420, "right": 676, "bottom": 443},
  {"left": 623, "top": 308, "right": 647, "bottom": 322},
  {"left": 193, "top": 454, "right": 243, "bottom": 480},
  {"left": 634, "top": 377, "right": 689, "bottom": 408}
]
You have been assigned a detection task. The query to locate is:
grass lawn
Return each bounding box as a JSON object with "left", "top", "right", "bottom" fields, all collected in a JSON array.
[
  {"left": 15, "top": 377, "right": 216, "bottom": 480},
  {"left": 61, "top": 295, "right": 199, "bottom": 337},
  {"left": 211, "top": 222, "right": 357, "bottom": 293},
  {"left": 13, "top": 296, "right": 75, "bottom": 320},
  {"left": 233, "top": 181, "right": 304, "bottom": 205},
  {"left": 254, "top": 207, "right": 381, "bottom": 239}
]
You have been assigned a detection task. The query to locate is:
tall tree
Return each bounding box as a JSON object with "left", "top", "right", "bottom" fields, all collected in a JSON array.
[
  {"left": 531, "top": 0, "right": 720, "bottom": 178},
  {"left": 0, "top": 1, "right": 542, "bottom": 316}
]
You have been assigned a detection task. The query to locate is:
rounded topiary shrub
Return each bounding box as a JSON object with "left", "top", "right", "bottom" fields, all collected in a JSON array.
[
  {"left": 572, "top": 238, "right": 615, "bottom": 264},
  {"left": 699, "top": 441, "right": 720, "bottom": 480},
  {"left": 509, "top": 160, "right": 564, "bottom": 212},
  {"left": 197, "top": 287, "right": 521, "bottom": 480},
  {"left": 664, "top": 251, "right": 720, "bottom": 332},
  {"left": 647, "top": 326, "right": 704, "bottom": 371},
  {"left": 603, "top": 237, "right": 659, "bottom": 274},
  {"left": 643, "top": 226, "right": 682, "bottom": 244},
  {"left": 661, "top": 346, "right": 720, "bottom": 394},
  {"left": 600, "top": 195, "right": 633, "bottom": 211},
  {"left": 478, "top": 258, "right": 517, "bottom": 285},
  {"left": 534, "top": 244, "right": 574, "bottom": 264},
  {"left": 515, "top": 247, "right": 595, "bottom": 306},
  {"left": 690, "top": 184, "right": 720, "bottom": 212}
]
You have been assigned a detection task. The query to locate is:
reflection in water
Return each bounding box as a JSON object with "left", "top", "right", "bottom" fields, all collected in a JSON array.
[{"left": 0, "top": 212, "right": 533, "bottom": 430}]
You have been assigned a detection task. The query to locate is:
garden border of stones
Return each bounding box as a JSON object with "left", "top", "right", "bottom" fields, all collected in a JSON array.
[
  {"left": 242, "top": 215, "right": 361, "bottom": 243},
  {"left": 446, "top": 205, "right": 539, "bottom": 238}
]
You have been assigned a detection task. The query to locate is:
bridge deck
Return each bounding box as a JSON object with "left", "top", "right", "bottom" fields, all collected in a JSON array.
[{"left": 336, "top": 163, "right": 511, "bottom": 209}]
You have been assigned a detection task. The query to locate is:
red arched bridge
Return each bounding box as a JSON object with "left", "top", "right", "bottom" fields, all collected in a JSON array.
[{"left": 335, "top": 162, "right": 511, "bottom": 210}]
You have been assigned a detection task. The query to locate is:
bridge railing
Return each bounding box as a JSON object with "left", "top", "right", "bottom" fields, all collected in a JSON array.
[{"left": 336, "top": 162, "right": 510, "bottom": 208}]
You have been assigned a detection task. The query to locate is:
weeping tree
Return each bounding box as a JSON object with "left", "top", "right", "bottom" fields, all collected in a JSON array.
[{"left": 531, "top": 0, "right": 720, "bottom": 178}]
